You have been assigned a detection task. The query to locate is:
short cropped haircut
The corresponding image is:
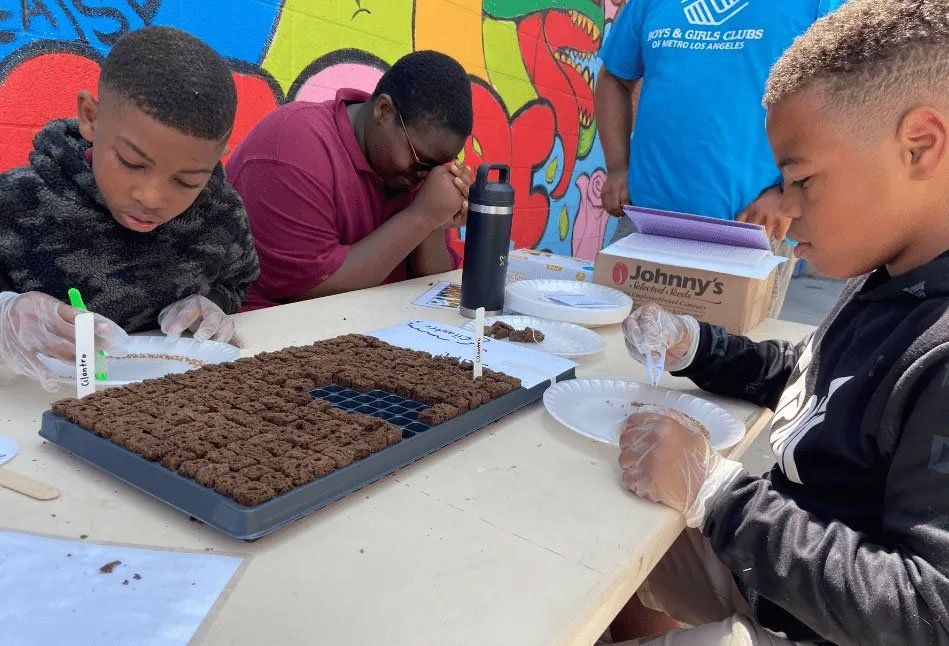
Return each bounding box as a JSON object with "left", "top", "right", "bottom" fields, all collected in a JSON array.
[
  {"left": 373, "top": 51, "right": 473, "bottom": 137},
  {"left": 99, "top": 26, "right": 237, "bottom": 141},
  {"left": 765, "top": 0, "right": 949, "bottom": 120}
]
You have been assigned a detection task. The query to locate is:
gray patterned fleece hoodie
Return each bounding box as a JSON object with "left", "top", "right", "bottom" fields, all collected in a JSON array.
[{"left": 0, "top": 119, "right": 259, "bottom": 332}]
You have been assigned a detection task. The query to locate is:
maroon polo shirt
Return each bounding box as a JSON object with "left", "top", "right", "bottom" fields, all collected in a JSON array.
[{"left": 226, "top": 89, "right": 459, "bottom": 310}]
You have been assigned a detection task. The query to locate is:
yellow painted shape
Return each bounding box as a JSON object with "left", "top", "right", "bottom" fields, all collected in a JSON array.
[
  {"left": 414, "top": 0, "right": 488, "bottom": 80},
  {"left": 483, "top": 17, "right": 537, "bottom": 115},
  {"left": 263, "top": 0, "right": 414, "bottom": 93}
]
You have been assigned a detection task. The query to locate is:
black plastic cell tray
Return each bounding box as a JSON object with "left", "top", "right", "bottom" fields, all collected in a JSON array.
[{"left": 39, "top": 368, "right": 574, "bottom": 540}]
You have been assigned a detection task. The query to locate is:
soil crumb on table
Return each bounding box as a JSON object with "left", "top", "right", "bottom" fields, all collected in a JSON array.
[{"left": 99, "top": 560, "right": 121, "bottom": 574}]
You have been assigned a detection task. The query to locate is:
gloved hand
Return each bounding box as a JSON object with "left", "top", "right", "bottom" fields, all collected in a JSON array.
[
  {"left": 0, "top": 291, "right": 129, "bottom": 392},
  {"left": 158, "top": 295, "right": 241, "bottom": 346},
  {"left": 618, "top": 405, "right": 744, "bottom": 528},
  {"left": 622, "top": 303, "right": 701, "bottom": 373}
]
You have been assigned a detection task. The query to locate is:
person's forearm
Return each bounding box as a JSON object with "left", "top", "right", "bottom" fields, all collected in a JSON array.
[
  {"left": 595, "top": 69, "right": 636, "bottom": 173},
  {"left": 675, "top": 324, "right": 805, "bottom": 410},
  {"left": 290, "top": 206, "right": 433, "bottom": 300},
  {"left": 408, "top": 228, "right": 453, "bottom": 278},
  {"left": 705, "top": 472, "right": 949, "bottom": 645}
]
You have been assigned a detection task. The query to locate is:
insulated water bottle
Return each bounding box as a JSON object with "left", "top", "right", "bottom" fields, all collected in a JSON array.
[{"left": 460, "top": 164, "right": 514, "bottom": 317}]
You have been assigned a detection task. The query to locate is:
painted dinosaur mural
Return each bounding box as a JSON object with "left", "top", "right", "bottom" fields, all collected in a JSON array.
[
  {"left": 514, "top": 6, "right": 601, "bottom": 198},
  {"left": 0, "top": 0, "right": 621, "bottom": 260}
]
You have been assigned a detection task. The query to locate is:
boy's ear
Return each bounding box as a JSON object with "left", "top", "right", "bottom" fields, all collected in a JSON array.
[
  {"left": 372, "top": 94, "right": 395, "bottom": 125},
  {"left": 898, "top": 106, "right": 947, "bottom": 180},
  {"left": 76, "top": 90, "right": 99, "bottom": 143}
]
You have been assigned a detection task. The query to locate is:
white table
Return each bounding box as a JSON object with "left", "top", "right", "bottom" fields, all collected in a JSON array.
[{"left": 0, "top": 271, "right": 815, "bottom": 645}]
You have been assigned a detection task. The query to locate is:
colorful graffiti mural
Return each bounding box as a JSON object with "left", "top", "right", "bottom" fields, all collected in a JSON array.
[{"left": 0, "top": 0, "right": 623, "bottom": 259}]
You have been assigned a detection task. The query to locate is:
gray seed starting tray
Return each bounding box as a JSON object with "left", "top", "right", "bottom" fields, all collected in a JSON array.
[{"left": 39, "top": 368, "right": 574, "bottom": 540}]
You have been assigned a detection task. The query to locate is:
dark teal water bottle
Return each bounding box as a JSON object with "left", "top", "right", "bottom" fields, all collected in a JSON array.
[{"left": 460, "top": 164, "right": 515, "bottom": 318}]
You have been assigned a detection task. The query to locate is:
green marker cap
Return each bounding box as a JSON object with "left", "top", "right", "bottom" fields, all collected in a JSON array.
[
  {"left": 67, "top": 287, "right": 107, "bottom": 382},
  {"left": 68, "top": 287, "right": 87, "bottom": 312}
]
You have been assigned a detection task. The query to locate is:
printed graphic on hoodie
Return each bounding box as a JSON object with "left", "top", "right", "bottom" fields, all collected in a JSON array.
[{"left": 769, "top": 337, "right": 853, "bottom": 484}]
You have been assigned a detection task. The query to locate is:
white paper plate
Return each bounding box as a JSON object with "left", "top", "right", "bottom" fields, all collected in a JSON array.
[
  {"left": 0, "top": 436, "right": 18, "bottom": 467},
  {"left": 39, "top": 336, "right": 239, "bottom": 387},
  {"left": 544, "top": 379, "right": 745, "bottom": 451},
  {"left": 462, "top": 315, "right": 605, "bottom": 358},
  {"left": 505, "top": 280, "right": 633, "bottom": 327}
]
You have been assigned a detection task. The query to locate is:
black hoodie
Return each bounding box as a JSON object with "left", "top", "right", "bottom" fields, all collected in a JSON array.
[
  {"left": 675, "top": 251, "right": 949, "bottom": 645},
  {"left": 0, "top": 119, "right": 259, "bottom": 332}
]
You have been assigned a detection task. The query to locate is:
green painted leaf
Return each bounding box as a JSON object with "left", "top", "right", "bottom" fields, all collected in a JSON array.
[
  {"left": 577, "top": 120, "right": 597, "bottom": 159},
  {"left": 545, "top": 157, "right": 559, "bottom": 184}
]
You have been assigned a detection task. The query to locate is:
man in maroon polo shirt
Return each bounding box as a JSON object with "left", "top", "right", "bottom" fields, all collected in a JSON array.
[{"left": 226, "top": 51, "right": 473, "bottom": 309}]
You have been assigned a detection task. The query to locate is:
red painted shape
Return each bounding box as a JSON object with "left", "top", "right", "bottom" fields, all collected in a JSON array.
[
  {"left": 0, "top": 56, "right": 279, "bottom": 171},
  {"left": 518, "top": 11, "right": 597, "bottom": 199},
  {"left": 0, "top": 53, "right": 101, "bottom": 170},
  {"left": 226, "top": 72, "right": 278, "bottom": 163},
  {"left": 448, "top": 81, "right": 555, "bottom": 258}
]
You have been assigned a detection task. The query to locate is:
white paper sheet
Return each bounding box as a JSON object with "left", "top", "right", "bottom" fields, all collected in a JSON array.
[
  {"left": 370, "top": 320, "right": 576, "bottom": 388},
  {"left": 607, "top": 233, "right": 787, "bottom": 279},
  {"left": 0, "top": 530, "right": 242, "bottom": 646},
  {"left": 0, "top": 436, "right": 17, "bottom": 467}
]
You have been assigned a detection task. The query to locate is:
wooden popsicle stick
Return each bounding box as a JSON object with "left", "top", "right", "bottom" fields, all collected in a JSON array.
[{"left": 0, "top": 467, "right": 60, "bottom": 500}]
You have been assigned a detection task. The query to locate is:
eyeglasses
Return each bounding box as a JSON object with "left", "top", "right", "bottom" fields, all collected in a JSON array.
[
  {"left": 398, "top": 110, "right": 437, "bottom": 173},
  {"left": 397, "top": 110, "right": 420, "bottom": 165}
]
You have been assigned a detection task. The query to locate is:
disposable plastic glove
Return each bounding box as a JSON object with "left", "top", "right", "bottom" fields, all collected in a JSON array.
[
  {"left": 158, "top": 295, "right": 241, "bottom": 347},
  {"left": 618, "top": 405, "right": 744, "bottom": 528},
  {"left": 0, "top": 291, "right": 129, "bottom": 391},
  {"left": 622, "top": 303, "right": 701, "bottom": 374}
]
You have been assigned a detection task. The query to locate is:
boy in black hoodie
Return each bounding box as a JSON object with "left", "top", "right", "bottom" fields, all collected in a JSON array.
[
  {"left": 615, "top": 1, "right": 949, "bottom": 643},
  {"left": 0, "top": 27, "right": 258, "bottom": 391}
]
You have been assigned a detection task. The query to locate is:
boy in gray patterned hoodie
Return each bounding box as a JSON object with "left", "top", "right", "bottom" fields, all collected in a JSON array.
[{"left": 0, "top": 26, "right": 259, "bottom": 390}]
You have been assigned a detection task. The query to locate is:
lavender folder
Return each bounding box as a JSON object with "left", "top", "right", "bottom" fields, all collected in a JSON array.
[{"left": 624, "top": 205, "right": 771, "bottom": 251}]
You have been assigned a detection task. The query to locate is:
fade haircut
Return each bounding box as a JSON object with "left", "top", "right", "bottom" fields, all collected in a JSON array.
[
  {"left": 764, "top": 0, "right": 949, "bottom": 129},
  {"left": 373, "top": 50, "right": 473, "bottom": 137},
  {"left": 99, "top": 26, "right": 237, "bottom": 141}
]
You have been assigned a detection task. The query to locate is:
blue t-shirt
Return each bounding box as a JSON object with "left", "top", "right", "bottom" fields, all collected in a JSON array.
[{"left": 600, "top": 0, "right": 843, "bottom": 220}]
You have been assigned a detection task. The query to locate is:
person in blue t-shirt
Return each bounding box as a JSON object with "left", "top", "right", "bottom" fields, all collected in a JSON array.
[{"left": 595, "top": 0, "right": 844, "bottom": 316}]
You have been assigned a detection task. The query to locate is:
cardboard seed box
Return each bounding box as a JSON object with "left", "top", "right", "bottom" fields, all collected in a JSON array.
[{"left": 594, "top": 234, "right": 785, "bottom": 335}]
